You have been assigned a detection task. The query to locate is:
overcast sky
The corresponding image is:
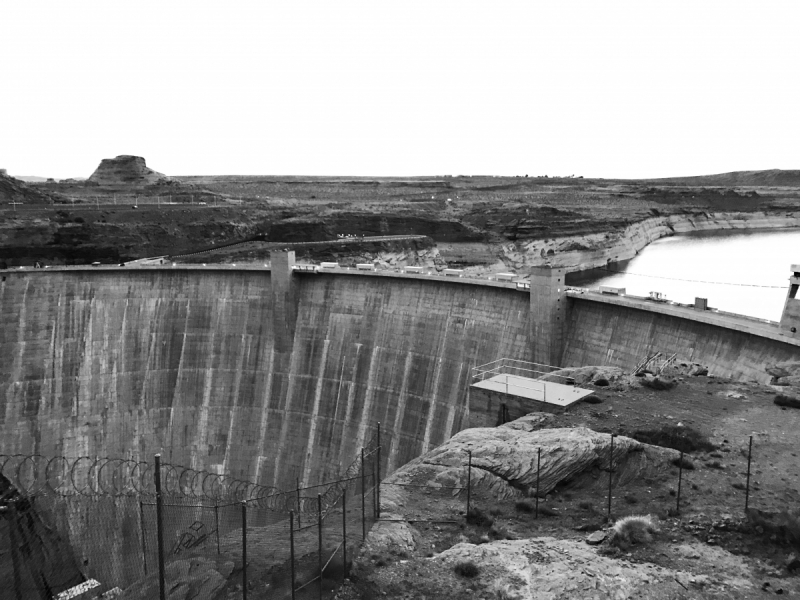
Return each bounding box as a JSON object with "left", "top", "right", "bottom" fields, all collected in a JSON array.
[{"left": 3, "top": 1, "right": 798, "bottom": 180}]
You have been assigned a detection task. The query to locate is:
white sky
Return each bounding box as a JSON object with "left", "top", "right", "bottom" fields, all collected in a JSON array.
[{"left": 3, "top": 1, "right": 799, "bottom": 180}]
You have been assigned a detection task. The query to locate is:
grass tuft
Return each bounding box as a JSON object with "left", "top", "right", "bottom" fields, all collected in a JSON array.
[
  {"left": 610, "top": 514, "right": 659, "bottom": 548},
  {"left": 775, "top": 394, "right": 800, "bottom": 409},
  {"left": 514, "top": 500, "right": 535, "bottom": 514},
  {"left": 466, "top": 507, "right": 494, "bottom": 527},
  {"left": 671, "top": 456, "right": 695, "bottom": 470},
  {"left": 454, "top": 560, "right": 480, "bottom": 578}
]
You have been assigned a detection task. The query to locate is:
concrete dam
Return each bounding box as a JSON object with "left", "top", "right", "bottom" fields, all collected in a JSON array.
[
  {"left": 2, "top": 256, "right": 799, "bottom": 490},
  {"left": 1, "top": 260, "right": 531, "bottom": 490}
]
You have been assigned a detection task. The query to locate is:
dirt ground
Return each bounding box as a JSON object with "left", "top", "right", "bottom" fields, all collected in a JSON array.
[{"left": 334, "top": 369, "right": 800, "bottom": 599}]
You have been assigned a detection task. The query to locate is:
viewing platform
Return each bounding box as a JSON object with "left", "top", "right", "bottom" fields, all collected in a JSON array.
[{"left": 470, "top": 358, "right": 593, "bottom": 414}]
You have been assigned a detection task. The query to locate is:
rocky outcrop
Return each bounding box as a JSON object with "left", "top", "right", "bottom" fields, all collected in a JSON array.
[
  {"left": 424, "top": 537, "right": 753, "bottom": 599},
  {"left": 88, "top": 155, "right": 168, "bottom": 186},
  {"left": 767, "top": 362, "right": 800, "bottom": 407},
  {"left": 499, "top": 211, "right": 800, "bottom": 273},
  {"left": 380, "top": 425, "right": 677, "bottom": 513}
]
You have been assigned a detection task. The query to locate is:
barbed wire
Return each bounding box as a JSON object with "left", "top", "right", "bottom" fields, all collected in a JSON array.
[{"left": 0, "top": 428, "right": 380, "bottom": 515}]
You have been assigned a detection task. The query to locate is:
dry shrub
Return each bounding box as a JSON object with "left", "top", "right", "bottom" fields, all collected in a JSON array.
[
  {"left": 630, "top": 425, "right": 715, "bottom": 454},
  {"left": 467, "top": 507, "right": 494, "bottom": 527},
  {"left": 775, "top": 394, "right": 800, "bottom": 409},
  {"left": 640, "top": 376, "right": 677, "bottom": 391},
  {"left": 671, "top": 456, "right": 695, "bottom": 470},
  {"left": 514, "top": 500, "right": 534, "bottom": 513},
  {"left": 609, "top": 515, "right": 659, "bottom": 549},
  {"left": 454, "top": 560, "right": 480, "bottom": 578}
]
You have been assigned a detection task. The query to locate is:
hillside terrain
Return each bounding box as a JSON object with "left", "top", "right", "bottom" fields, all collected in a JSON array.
[
  {"left": 3, "top": 160, "right": 800, "bottom": 270},
  {"left": 335, "top": 364, "right": 800, "bottom": 600}
]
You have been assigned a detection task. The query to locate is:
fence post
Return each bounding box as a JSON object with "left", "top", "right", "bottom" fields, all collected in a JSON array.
[
  {"left": 466, "top": 450, "right": 472, "bottom": 517},
  {"left": 318, "top": 494, "right": 323, "bottom": 600},
  {"left": 241, "top": 502, "right": 247, "bottom": 600},
  {"left": 289, "top": 511, "right": 296, "bottom": 600},
  {"left": 745, "top": 435, "right": 753, "bottom": 512},
  {"left": 154, "top": 454, "right": 166, "bottom": 600},
  {"left": 607, "top": 434, "right": 616, "bottom": 522},
  {"left": 139, "top": 499, "right": 148, "bottom": 575},
  {"left": 361, "top": 448, "right": 366, "bottom": 541},
  {"left": 297, "top": 477, "right": 302, "bottom": 529},
  {"left": 342, "top": 488, "right": 348, "bottom": 580},
  {"left": 214, "top": 501, "right": 220, "bottom": 554},
  {"left": 376, "top": 423, "right": 382, "bottom": 520},
  {"left": 373, "top": 470, "right": 378, "bottom": 521},
  {"left": 535, "top": 447, "right": 541, "bottom": 519},
  {"left": 676, "top": 449, "right": 683, "bottom": 515}
]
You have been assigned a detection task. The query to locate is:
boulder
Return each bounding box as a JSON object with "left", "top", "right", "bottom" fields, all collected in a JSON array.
[
  {"left": 119, "top": 557, "right": 233, "bottom": 600},
  {"left": 765, "top": 362, "right": 800, "bottom": 380},
  {"left": 585, "top": 530, "right": 607, "bottom": 545},
  {"left": 542, "top": 366, "right": 625, "bottom": 387},
  {"left": 382, "top": 426, "right": 678, "bottom": 506}
]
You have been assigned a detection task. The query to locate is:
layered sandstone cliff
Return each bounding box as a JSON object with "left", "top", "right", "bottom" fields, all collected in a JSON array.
[{"left": 88, "top": 155, "right": 168, "bottom": 185}]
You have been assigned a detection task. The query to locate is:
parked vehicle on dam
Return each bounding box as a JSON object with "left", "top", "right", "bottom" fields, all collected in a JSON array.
[{"left": 600, "top": 286, "right": 626, "bottom": 295}]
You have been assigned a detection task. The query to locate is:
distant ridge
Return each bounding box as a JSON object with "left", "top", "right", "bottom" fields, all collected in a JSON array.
[
  {"left": 648, "top": 169, "right": 800, "bottom": 187},
  {"left": 0, "top": 172, "right": 54, "bottom": 204}
]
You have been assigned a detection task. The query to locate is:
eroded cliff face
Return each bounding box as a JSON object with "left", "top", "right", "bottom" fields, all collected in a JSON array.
[
  {"left": 497, "top": 211, "right": 800, "bottom": 273},
  {"left": 88, "top": 155, "right": 167, "bottom": 186}
]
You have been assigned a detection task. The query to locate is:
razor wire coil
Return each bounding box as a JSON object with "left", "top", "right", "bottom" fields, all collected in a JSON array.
[{"left": 0, "top": 428, "right": 380, "bottom": 514}]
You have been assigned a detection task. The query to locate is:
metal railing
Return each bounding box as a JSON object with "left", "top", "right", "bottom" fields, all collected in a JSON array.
[{"left": 470, "top": 358, "right": 577, "bottom": 402}]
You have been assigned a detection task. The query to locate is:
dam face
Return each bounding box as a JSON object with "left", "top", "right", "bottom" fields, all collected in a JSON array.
[
  {"left": 4, "top": 264, "right": 799, "bottom": 490},
  {"left": 1, "top": 267, "right": 531, "bottom": 488}
]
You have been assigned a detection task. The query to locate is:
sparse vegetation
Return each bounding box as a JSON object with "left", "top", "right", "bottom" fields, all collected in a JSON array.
[
  {"left": 609, "top": 515, "right": 659, "bottom": 548},
  {"left": 640, "top": 376, "right": 677, "bottom": 391},
  {"left": 467, "top": 507, "right": 494, "bottom": 527},
  {"left": 454, "top": 560, "right": 480, "bottom": 578},
  {"left": 514, "top": 500, "right": 534, "bottom": 514},
  {"left": 538, "top": 506, "right": 558, "bottom": 517},
  {"left": 629, "top": 425, "right": 716, "bottom": 454},
  {"left": 775, "top": 394, "right": 800, "bottom": 409},
  {"left": 671, "top": 456, "right": 695, "bottom": 470},
  {"left": 489, "top": 524, "right": 516, "bottom": 540}
]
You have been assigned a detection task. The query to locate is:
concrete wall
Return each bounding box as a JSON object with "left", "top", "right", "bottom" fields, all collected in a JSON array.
[
  {"left": 0, "top": 268, "right": 531, "bottom": 491},
  {"left": 563, "top": 296, "right": 800, "bottom": 382}
]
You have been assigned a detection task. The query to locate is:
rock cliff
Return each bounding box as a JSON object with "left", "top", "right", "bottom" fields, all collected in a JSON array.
[
  {"left": 498, "top": 211, "right": 800, "bottom": 273},
  {"left": 88, "top": 155, "right": 168, "bottom": 186}
]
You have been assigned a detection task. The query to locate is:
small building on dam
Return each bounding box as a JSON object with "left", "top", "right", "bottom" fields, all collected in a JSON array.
[{"left": 1, "top": 253, "right": 799, "bottom": 493}]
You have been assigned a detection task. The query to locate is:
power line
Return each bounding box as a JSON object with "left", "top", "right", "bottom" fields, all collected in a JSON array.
[{"left": 594, "top": 265, "right": 786, "bottom": 289}]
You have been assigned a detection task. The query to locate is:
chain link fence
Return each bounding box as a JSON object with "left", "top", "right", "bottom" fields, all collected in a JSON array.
[
  {"left": 0, "top": 428, "right": 380, "bottom": 600},
  {"left": 4, "top": 425, "right": 799, "bottom": 599}
]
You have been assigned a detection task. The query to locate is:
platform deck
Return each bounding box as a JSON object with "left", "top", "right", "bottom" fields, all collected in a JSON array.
[{"left": 470, "top": 374, "right": 593, "bottom": 408}]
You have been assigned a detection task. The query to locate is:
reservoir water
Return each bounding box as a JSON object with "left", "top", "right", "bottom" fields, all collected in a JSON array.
[{"left": 569, "top": 228, "right": 800, "bottom": 322}]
